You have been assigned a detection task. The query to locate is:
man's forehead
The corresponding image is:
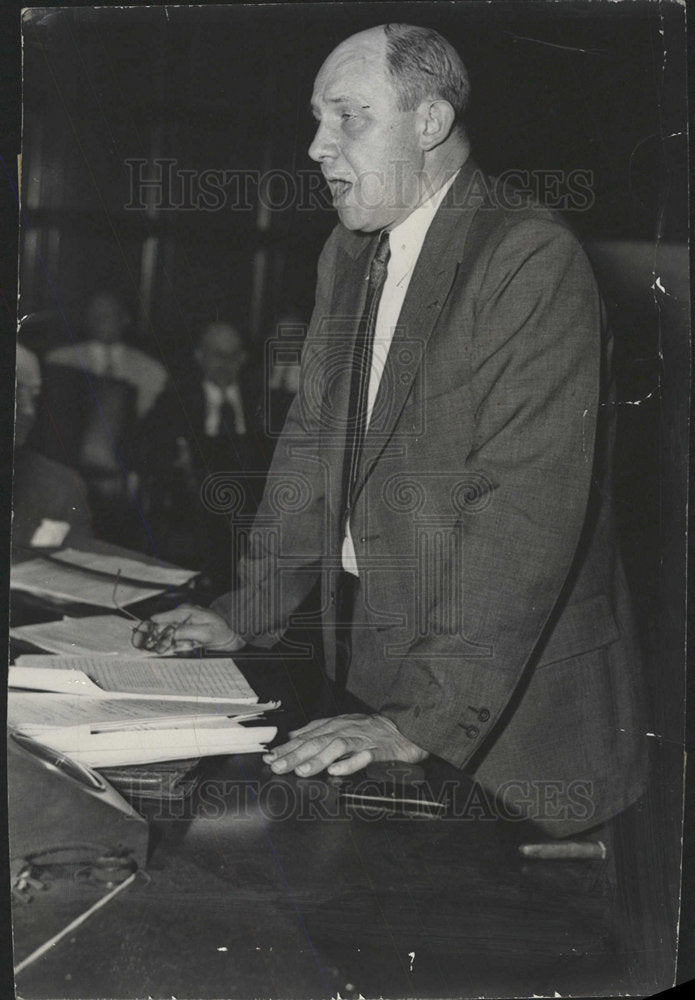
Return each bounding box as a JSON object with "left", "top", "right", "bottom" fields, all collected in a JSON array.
[
  {"left": 203, "top": 326, "right": 242, "bottom": 352},
  {"left": 312, "top": 36, "right": 391, "bottom": 105},
  {"left": 89, "top": 295, "right": 120, "bottom": 314}
]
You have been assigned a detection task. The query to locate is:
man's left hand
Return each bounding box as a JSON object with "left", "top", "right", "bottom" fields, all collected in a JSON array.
[{"left": 263, "top": 714, "right": 428, "bottom": 777}]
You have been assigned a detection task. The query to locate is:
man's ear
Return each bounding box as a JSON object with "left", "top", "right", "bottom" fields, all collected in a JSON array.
[{"left": 417, "top": 99, "right": 456, "bottom": 150}]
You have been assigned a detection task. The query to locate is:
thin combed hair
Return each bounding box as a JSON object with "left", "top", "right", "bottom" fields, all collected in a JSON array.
[{"left": 383, "top": 23, "right": 470, "bottom": 128}]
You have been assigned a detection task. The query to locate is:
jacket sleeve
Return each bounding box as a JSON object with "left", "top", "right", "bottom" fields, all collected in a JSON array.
[
  {"left": 210, "top": 228, "right": 340, "bottom": 646},
  {"left": 379, "top": 218, "right": 604, "bottom": 768}
]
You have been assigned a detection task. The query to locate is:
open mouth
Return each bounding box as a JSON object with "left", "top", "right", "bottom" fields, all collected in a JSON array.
[{"left": 327, "top": 177, "right": 353, "bottom": 202}]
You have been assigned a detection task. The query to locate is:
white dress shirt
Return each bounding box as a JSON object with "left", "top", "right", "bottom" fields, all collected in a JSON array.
[
  {"left": 46, "top": 340, "right": 167, "bottom": 418},
  {"left": 342, "top": 170, "right": 459, "bottom": 576},
  {"left": 202, "top": 380, "right": 247, "bottom": 437}
]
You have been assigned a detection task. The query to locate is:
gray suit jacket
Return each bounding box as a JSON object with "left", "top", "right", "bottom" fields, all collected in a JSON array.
[{"left": 212, "top": 159, "right": 648, "bottom": 834}]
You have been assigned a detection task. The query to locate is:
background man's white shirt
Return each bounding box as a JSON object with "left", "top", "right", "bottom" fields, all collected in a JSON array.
[
  {"left": 46, "top": 340, "right": 167, "bottom": 418},
  {"left": 202, "top": 380, "right": 247, "bottom": 437}
]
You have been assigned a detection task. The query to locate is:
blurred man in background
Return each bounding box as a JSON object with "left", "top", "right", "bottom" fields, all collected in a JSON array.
[
  {"left": 267, "top": 312, "right": 304, "bottom": 433},
  {"left": 36, "top": 291, "right": 165, "bottom": 544},
  {"left": 12, "top": 343, "right": 92, "bottom": 549},
  {"left": 46, "top": 290, "right": 166, "bottom": 419},
  {"left": 136, "top": 320, "right": 267, "bottom": 591}
]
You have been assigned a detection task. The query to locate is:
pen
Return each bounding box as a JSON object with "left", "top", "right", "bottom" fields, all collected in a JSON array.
[
  {"left": 518, "top": 841, "right": 607, "bottom": 860},
  {"left": 88, "top": 713, "right": 242, "bottom": 734}
]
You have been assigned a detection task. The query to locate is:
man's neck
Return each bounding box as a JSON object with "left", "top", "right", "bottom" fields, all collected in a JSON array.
[
  {"left": 381, "top": 144, "right": 469, "bottom": 232},
  {"left": 416, "top": 144, "right": 470, "bottom": 209}
]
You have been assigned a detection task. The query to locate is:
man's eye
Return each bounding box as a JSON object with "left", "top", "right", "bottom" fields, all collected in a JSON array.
[{"left": 341, "top": 113, "right": 355, "bottom": 121}]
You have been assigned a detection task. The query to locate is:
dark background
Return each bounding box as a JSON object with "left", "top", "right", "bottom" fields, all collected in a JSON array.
[
  {"left": 0, "top": 2, "right": 691, "bottom": 998},
  {"left": 15, "top": 2, "right": 688, "bottom": 351}
]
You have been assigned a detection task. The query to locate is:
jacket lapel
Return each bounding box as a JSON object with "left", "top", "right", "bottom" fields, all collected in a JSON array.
[
  {"left": 355, "top": 158, "right": 483, "bottom": 490},
  {"left": 317, "top": 158, "right": 486, "bottom": 516}
]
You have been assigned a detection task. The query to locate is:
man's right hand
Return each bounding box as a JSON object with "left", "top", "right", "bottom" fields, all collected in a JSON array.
[{"left": 149, "top": 604, "right": 245, "bottom": 652}]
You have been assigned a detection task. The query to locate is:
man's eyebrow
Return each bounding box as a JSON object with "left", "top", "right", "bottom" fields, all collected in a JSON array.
[{"left": 310, "top": 96, "right": 370, "bottom": 112}]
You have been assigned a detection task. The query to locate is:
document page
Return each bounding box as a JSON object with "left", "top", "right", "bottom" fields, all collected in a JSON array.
[
  {"left": 10, "top": 615, "right": 154, "bottom": 656},
  {"left": 52, "top": 547, "right": 198, "bottom": 586},
  {"left": 8, "top": 691, "right": 276, "bottom": 766},
  {"left": 7, "top": 691, "right": 273, "bottom": 729},
  {"left": 11, "top": 558, "right": 164, "bottom": 607},
  {"left": 11, "top": 656, "right": 261, "bottom": 703}
]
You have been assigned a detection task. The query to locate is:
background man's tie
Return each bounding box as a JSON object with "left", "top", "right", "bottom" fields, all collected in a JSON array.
[{"left": 341, "top": 230, "right": 391, "bottom": 534}]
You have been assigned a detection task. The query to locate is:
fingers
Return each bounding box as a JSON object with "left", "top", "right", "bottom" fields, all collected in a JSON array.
[
  {"left": 150, "top": 605, "right": 201, "bottom": 625},
  {"left": 327, "top": 747, "right": 375, "bottom": 776},
  {"left": 264, "top": 734, "right": 359, "bottom": 776},
  {"left": 148, "top": 607, "right": 242, "bottom": 651},
  {"left": 167, "top": 624, "right": 217, "bottom": 648},
  {"left": 293, "top": 737, "right": 355, "bottom": 777},
  {"left": 262, "top": 734, "right": 332, "bottom": 772},
  {"left": 267, "top": 717, "right": 370, "bottom": 776},
  {"left": 263, "top": 714, "right": 426, "bottom": 778}
]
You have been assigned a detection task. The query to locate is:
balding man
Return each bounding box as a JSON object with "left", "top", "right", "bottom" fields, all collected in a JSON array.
[
  {"left": 195, "top": 322, "right": 250, "bottom": 440},
  {"left": 140, "top": 320, "right": 259, "bottom": 466},
  {"left": 155, "top": 24, "right": 647, "bottom": 836}
]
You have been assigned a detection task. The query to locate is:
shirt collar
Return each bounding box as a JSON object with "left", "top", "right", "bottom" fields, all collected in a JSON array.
[
  {"left": 386, "top": 169, "right": 460, "bottom": 281},
  {"left": 203, "top": 380, "right": 241, "bottom": 404},
  {"left": 92, "top": 340, "right": 124, "bottom": 361}
]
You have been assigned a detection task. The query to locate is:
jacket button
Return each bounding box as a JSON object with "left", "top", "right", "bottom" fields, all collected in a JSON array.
[
  {"left": 458, "top": 723, "right": 479, "bottom": 739},
  {"left": 468, "top": 705, "right": 490, "bottom": 723}
]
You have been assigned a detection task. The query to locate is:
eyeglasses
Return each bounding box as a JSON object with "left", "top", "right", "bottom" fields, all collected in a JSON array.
[
  {"left": 112, "top": 570, "right": 192, "bottom": 654},
  {"left": 131, "top": 618, "right": 180, "bottom": 653}
]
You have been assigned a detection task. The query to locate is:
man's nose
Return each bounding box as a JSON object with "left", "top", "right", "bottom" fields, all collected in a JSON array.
[{"left": 308, "top": 121, "right": 338, "bottom": 162}]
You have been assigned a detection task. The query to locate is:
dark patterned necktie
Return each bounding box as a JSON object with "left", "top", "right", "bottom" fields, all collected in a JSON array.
[{"left": 341, "top": 230, "right": 391, "bottom": 535}]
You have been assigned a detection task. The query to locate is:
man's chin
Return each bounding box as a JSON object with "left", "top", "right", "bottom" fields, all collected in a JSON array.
[{"left": 336, "top": 206, "right": 381, "bottom": 233}]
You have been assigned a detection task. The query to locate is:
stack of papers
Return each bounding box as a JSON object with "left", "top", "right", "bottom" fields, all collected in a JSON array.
[
  {"left": 8, "top": 543, "right": 274, "bottom": 768},
  {"left": 10, "top": 559, "right": 164, "bottom": 607},
  {"left": 11, "top": 544, "right": 198, "bottom": 609},
  {"left": 7, "top": 655, "right": 278, "bottom": 767}
]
